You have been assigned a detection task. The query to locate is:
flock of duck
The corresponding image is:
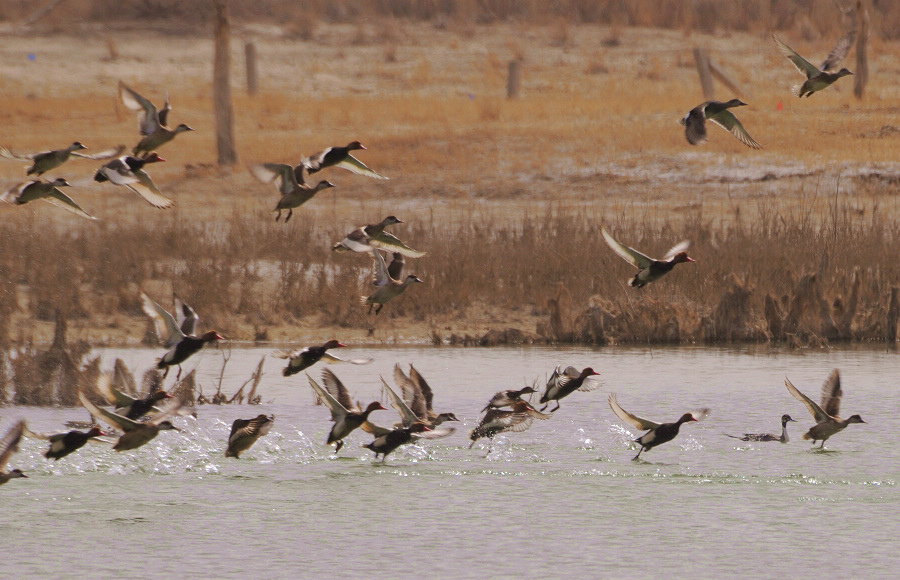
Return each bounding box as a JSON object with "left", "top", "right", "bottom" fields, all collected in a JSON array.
[{"left": 0, "top": 31, "right": 869, "bottom": 484}]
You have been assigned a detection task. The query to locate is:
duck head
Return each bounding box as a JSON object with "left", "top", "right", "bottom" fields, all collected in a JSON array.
[
  {"left": 409, "top": 422, "right": 432, "bottom": 433},
  {"left": 846, "top": 414, "right": 866, "bottom": 424},
  {"left": 51, "top": 178, "right": 72, "bottom": 188},
  {"left": 86, "top": 426, "right": 107, "bottom": 438},
  {"left": 382, "top": 215, "right": 403, "bottom": 226},
  {"left": 202, "top": 331, "right": 224, "bottom": 343},
  {"left": 7, "top": 469, "right": 27, "bottom": 479},
  {"left": 69, "top": 142, "right": 87, "bottom": 151},
  {"left": 322, "top": 339, "right": 347, "bottom": 350},
  {"left": 365, "top": 401, "right": 388, "bottom": 414},
  {"left": 677, "top": 413, "right": 698, "bottom": 424},
  {"left": 781, "top": 414, "right": 796, "bottom": 424},
  {"left": 405, "top": 275, "right": 424, "bottom": 285},
  {"left": 143, "top": 152, "right": 166, "bottom": 164},
  {"left": 834, "top": 68, "right": 854, "bottom": 78},
  {"left": 174, "top": 124, "right": 194, "bottom": 134},
  {"left": 517, "top": 386, "right": 537, "bottom": 396},
  {"left": 346, "top": 141, "right": 366, "bottom": 151},
  {"left": 157, "top": 421, "right": 180, "bottom": 432},
  {"left": 672, "top": 252, "right": 695, "bottom": 264},
  {"left": 580, "top": 367, "right": 600, "bottom": 379},
  {"left": 724, "top": 99, "right": 748, "bottom": 108},
  {"left": 314, "top": 180, "right": 335, "bottom": 192},
  {"left": 150, "top": 390, "right": 174, "bottom": 402},
  {"left": 434, "top": 412, "right": 460, "bottom": 424}
]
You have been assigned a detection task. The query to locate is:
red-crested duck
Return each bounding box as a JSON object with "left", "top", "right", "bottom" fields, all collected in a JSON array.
[
  {"left": 680, "top": 99, "right": 761, "bottom": 149},
  {"left": 601, "top": 228, "right": 694, "bottom": 288},
  {"left": 38, "top": 426, "right": 107, "bottom": 461},
  {"left": 608, "top": 393, "right": 709, "bottom": 461},
  {"left": 249, "top": 162, "right": 334, "bottom": 222},
  {"left": 78, "top": 392, "right": 181, "bottom": 451},
  {"left": 773, "top": 33, "right": 855, "bottom": 97},
  {"left": 468, "top": 400, "right": 551, "bottom": 451},
  {"left": 364, "top": 421, "right": 452, "bottom": 463},
  {"left": 225, "top": 414, "right": 274, "bottom": 458},
  {"left": 307, "top": 372, "right": 386, "bottom": 452},
  {"left": 785, "top": 369, "right": 866, "bottom": 448},
  {"left": 0, "top": 142, "right": 124, "bottom": 175},
  {"left": 119, "top": 81, "right": 193, "bottom": 156},
  {"left": 272, "top": 340, "right": 372, "bottom": 377},
  {"left": 1, "top": 178, "right": 96, "bottom": 220},
  {"left": 140, "top": 291, "right": 223, "bottom": 379},
  {"left": 725, "top": 414, "right": 796, "bottom": 443},
  {"left": 0, "top": 420, "right": 27, "bottom": 485},
  {"left": 302, "top": 141, "right": 388, "bottom": 180},
  {"left": 360, "top": 249, "right": 423, "bottom": 315},
  {"left": 94, "top": 153, "right": 173, "bottom": 209},
  {"left": 539, "top": 365, "right": 601, "bottom": 412},
  {"left": 332, "top": 216, "right": 426, "bottom": 257}
]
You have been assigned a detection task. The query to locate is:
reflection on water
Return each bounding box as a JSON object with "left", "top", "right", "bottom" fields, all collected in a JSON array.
[{"left": 2, "top": 345, "right": 898, "bottom": 577}]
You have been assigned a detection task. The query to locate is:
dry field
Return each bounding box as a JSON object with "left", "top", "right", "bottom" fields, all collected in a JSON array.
[{"left": 1, "top": 16, "right": 900, "bottom": 348}]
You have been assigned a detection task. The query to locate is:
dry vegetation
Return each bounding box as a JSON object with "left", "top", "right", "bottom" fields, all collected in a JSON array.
[{"left": 2, "top": 2, "right": 900, "bottom": 365}]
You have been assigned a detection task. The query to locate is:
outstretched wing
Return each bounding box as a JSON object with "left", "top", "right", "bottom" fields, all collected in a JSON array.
[
  {"left": 307, "top": 374, "right": 348, "bottom": 422},
  {"left": 369, "top": 231, "right": 426, "bottom": 258},
  {"left": 78, "top": 391, "right": 139, "bottom": 433},
  {"left": 408, "top": 365, "right": 435, "bottom": 413},
  {"left": 371, "top": 250, "right": 391, "bottom": 287},
  {"left": 380, "top": 377, "right": 419, "bottom": 427},
  {"left": 0, "top": 146, "right": 42, "bottom": 161},
  {"left": 334, "top": 154, "right": 389, "bottom": 180},
  {"left": 608, "top": 393, "right": 661, "bottom": 431},
  {"left": 602, "top": 228, "right": 654, "bottom": 269},
  {"left": 394, "top": 364, "right": 427, "bottom": 419},
  {"left": 0, "top": 420, "right": 26, "bottom": 471},
  {"left": 119, "top": 81, "right": 161, "bottom": 135},
  {"left": 321, "top": 368, "right": 356, "bottom": 411},
  {"left": 42, "top": 187, "right": 97, "bottom": 221},
  {"left": 707, "top": 110, "right": 762, "bottom": 150},
  {"left": 661, "top": 240, "right": 692, "bottom": 261},
  {"left": 174, "top": 295, "right": 199, "bottom": 336},
  {"left": 71, "top": 145, "right": 127, "bottom": 160},
  {"left": 819, "top": 369, "right": 843, "bottom": 419},
  {"left": 784, "top": 377, "right": 830, "bottom": 422},
  {"left": 249, "top": 163, "right": 298, "bottom": 195},
  {"left": 320, "top": 351, "right": 373, "bottom": 366},
  {"left": 772, "top": 35, "right": 820, "bottom": 79},
  {"left": 821, "top": 31, "right": 855, "bottom": 71},
  {"left": 141, "top": 291, "right": 184, "bottom": 347},
  {"left": 124, "top": 169, "right": 174, "bottom": 209}
]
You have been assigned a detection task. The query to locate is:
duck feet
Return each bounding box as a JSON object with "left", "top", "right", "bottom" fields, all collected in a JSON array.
[{"left": 334, "top": 440, "right": 344, "bottom": 453}]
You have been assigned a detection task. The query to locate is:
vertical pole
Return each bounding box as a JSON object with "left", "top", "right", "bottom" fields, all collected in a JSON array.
[
  {"left": 693, "top": 47, "right": 714, "bottom": 100},
  {"left": 245, "top": 41, "right": 259, "bottom": 96},
  {"left": 854, "top": 0, "right": 869, "bottom": 100},
  {"left": 213, "top": 0, "right": 238, "bottom": 167},
  {"left": 507, "top": 59, "right": 521, "bottom": 99}
]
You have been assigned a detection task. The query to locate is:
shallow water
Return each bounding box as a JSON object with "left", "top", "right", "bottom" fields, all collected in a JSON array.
[{"left": 2, "top": 345, "right": 897, "bottom": 578}]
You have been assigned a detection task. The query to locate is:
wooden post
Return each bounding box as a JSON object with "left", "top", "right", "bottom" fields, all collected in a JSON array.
[
  {"left": 507, "top": 59, "right": 521, "bottom": 99},
  {"left": 693, "top": 47, "right": 714, "bottom": 100},
  {"left": 245, "top": 41, "right": 259, "bottom": 96},
  {"left": 213, "top": 0, "right": 238, "bottom": 167},
  {"left": 854, "top": 0, "right": 869, "bottom": 100},
  {"left": 887, "top": 287, "right": 899, "bottom": 346},
  {"left": 708, "top": 59, "right": 745, "bottom": 98}
]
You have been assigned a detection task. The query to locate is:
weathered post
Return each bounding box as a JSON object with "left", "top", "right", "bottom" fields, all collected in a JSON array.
[
  {"left": 507, "top": 59, "right": 522, "bottom": 99},
  {"left": 692, "top": 47, "right": 714, "bottom": 100},
  {"left": 245, "top": 41, "right": 259, "bottom": 96},
  {"left": 213, "top": 0, "right": 238, "bottom": 167},
  {"left": 854, "top": 0, "right": 869, "bottom": 100}
]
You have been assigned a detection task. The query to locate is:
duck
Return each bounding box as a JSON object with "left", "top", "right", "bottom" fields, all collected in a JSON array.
[
  {"left": 272, "top": 340, "right": 372, "bottom": 377},
  {"left": 372, "top": 365, "right": 459, "bottom": 430},
  {"left": 539, "top": 365, "right": 601, "bottom": 412},
  {"left": 249, "top": 162, "right": 334, "bottom": 222},
  {"left": 608, "top": 393, "right": 709, "bottom": 461},
  {"left": 0, "top": 142, "right": 125, "bottom": 176},
  {"left": 772, "top": 33, "right": 855, "bottom": 97},
  {"left": 725, "top": 414, "right": 796, "bottom": 443},
  {"left": 78, "top": 392, "right": 181, "bottom": 451},
  {"left": 225, "top": 414, "right": 274, "bottom": 458},
  {"left": 364, "top": 421, "right": 452, "bottom": 463},
  {"left": 307, "top": 372, "right": 386, "bottom": 452},
  {"left": 332, "top": 216, "right": 426, "bottom": 257},
  {"left": 784, "top": 369, "right": 866, "bottom": 448},
  {"left": 94, "top": 153, "right": 173, "bottom": 209},
  {"left": 680, "top": 99, "right": 761, "bottom": 149},
  {"left": 481, "top": 385, "right": 537, "bottom": 412},
  {"left": 360, "top": 249, "right": 423, "bottom": 315},
  {"left": 302, "top": 141, "right": 388, "bottom": 179},
  {"left": 140, "top": 291, "right": 223, "bottom": 379},
  {"left": 0, "top": 420, "right": 27, "bottom": 485},
  {"left": 468, "top": 400, "right": 552, "bottom": 451},
  {"left": 601, "top": 228, "right": 694, "bottom": 288},
  {"left": 1, "top": 178, "right": 96, "bottom": 220},
  {"left": 36, "top": 426, "right": 107, "bottom": 461},
  {"left": 119, "top": 81, "right": 193, "bottom": 156}
]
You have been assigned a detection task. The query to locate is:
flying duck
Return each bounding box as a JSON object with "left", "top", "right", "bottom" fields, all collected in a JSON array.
[
  {"left": 272, "top": 340, "right": 372, "bottom": 376},
  {"left": 468, "top": 400, "right": 552, "bottom": 451},
  {"left": 225, "top": 414, "right": 274, "bottom": 458},
  {"left": 78, "top": 392, "right": 182, "bottom": 451},
  {"left": 360, "top": 249, "right": 423, "bottom": 315},
  {"left": 332, "top": 216, "right": 426, "bottom": 257},
  {"left": 680, "top": 99, "right": 761, "bottom": 149},
  {"left": 119, "top": 81, "right": 193, "bottom": 156},
  {"left": 0, "top": 142, "right": 125, "bottom": 175},
  {"left": 302, "top": 141, "right": 388, "bottom": 179},
  {"left": 364, "top": 421, "right": 452, "bottom": 463},
  {"left": 784, "top": 369, "right": 865, "bottom": 448},
  {"left": 31, "top": 426, "right": 108, "bottom": 461},
  {"left": 307, "top": 372, "right": 386, "bottom": 452},
  {"left": 249, "top": 162, "right": 335, "bottom": 222},
  {"left": 140, "top": 291, "right": 223, "bottom": 379},
  {"left": 772, "top": 33, "right": 855, "bottom": 97},
  {"left": 481, "top": 386, "right": 538, "bottom": 412},
  {"left": 601, "top": 228, "right": 694, "bottom": 287},
  {"left": 608, "top": 393, "right": 709, "bottom": 461},
  {"left": 1, "top": 178, "right": 96, "bottom": 220},
  {"left": 725, "top": 414, "right": 796, "bottom": 443},
  {"left": 539, "top": 365, "right": 601, "bottom": 412},
  {"left": 0, "top": 420, "right": 27, "bottom": 485},
  {"left": 94, "top": 153, "right": 173, "bottom": 209}
]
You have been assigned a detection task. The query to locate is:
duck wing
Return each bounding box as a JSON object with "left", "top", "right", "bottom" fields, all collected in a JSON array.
[
  {"left": 333, "top": 154, "right": 389, "bottom": 180},
  {"left": 522, "top": 403, "right": 554, "bottom": 420},
  {"left": 321, "top": 368, "right": 356, "bottom": 411},
  {"left": 320, "top": 351, "right": 374, "bottom": 366},
  {"left": 0, "top": 146, "right": 42, "bottom": 161},
  {"left": 307, "top": 374, "right": 348, "bottom": 422},
  {"left": 819, "top": 369, "right": 843, "bottom": 419},
  {"left": 772, "top": 35, "right": 821, "bottom": 79},
  {"left": 821, "top": 31, "right": 855, "bottom": 71},
  {"left": 124, "top": 169, "right": 174, "bottom": 209},
  {"left": 78, "top": 391, "right": 139, "bottom": 433},
  {"left": 70, "top": 145, "right": 127, "bottom": 160},
  {"left": 0, "top": 420, "right": 26, "bottom": 471},
  {"left": 784, "top": 377, "right": 830, "bottom": 422},
  {"left": 608, "top": 393, "right": 661, "bottom": 431},
  {"left": 380, "top": 377, "right": 419, "bottom": 427},
  {"left": 42, "top": 186, "right": 97, "bottom": 221},
  {"left": 601, "top": 228, "right": 654, "bottom": 269},
  {"left": 229, "top": 415, "right": 274, "bottom": 444},
  {"left": 371, "top": 250, "right": 392, "bottom": 286},
  {"left": 174, "top": 294, "right": 199, "bottom": 336},
  {"left": 119, "top": 81, "right": 161, "bottom": 136},
  {"left": 408, "top": 364, "right": 435, "bottom": 413},
  {"left": 681, "top": 106, "right": 708, "bottom": 145},
  {"left": 661, "top": 240, "right": 692, "bottom": 261},
  {"left": 369, "top": 231, "right": 426, "bottom": 258},
  {"left": 141, "top": 291, "right": 185, "bottom": 347},
  {"left": 411, "top": 426, "right": 456, "bottom": 441},
  {"left": 707, "top": 109, "right": 762, "bottom": 150},
  {"left": 249, "top": 163, "right": 298, "bottom": 195},
  {"left": 361, "top": 420, "right": 392, "bottom": 438}
]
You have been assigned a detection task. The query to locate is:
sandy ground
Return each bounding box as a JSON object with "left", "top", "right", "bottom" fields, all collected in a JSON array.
[{"left": 1, "top": 20, "right": 900, "bottom": 345}]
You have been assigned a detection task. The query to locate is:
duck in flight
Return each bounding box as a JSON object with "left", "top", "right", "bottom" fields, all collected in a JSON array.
[
  {"left": 680, "top": 99, "right": 761, "bottom": 149},
  {"left": 608, "top": 393, "right": 709, "bottom": 461},
  {"left": 772, "top": 33, "right": 855, "bottom": 97},
  {"left": 784, "top": 369, "right": 865, "bottom": 448},
  {"left": 602, "top": 228, "right": 694, "bottom": 288}
]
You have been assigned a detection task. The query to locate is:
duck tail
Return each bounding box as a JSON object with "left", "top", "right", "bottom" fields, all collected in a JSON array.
[
  {"left": 802, "top": 432, "right": 813, "bottom": 440},
  {"left": 94, "top": 169, "right": 108, "bottom": 183},
  {"left": 791, "top": 84, "right": 804, "bottom": 98},
  {"left": 359, "top": 295, "right": 369, "bottom": 305}
]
